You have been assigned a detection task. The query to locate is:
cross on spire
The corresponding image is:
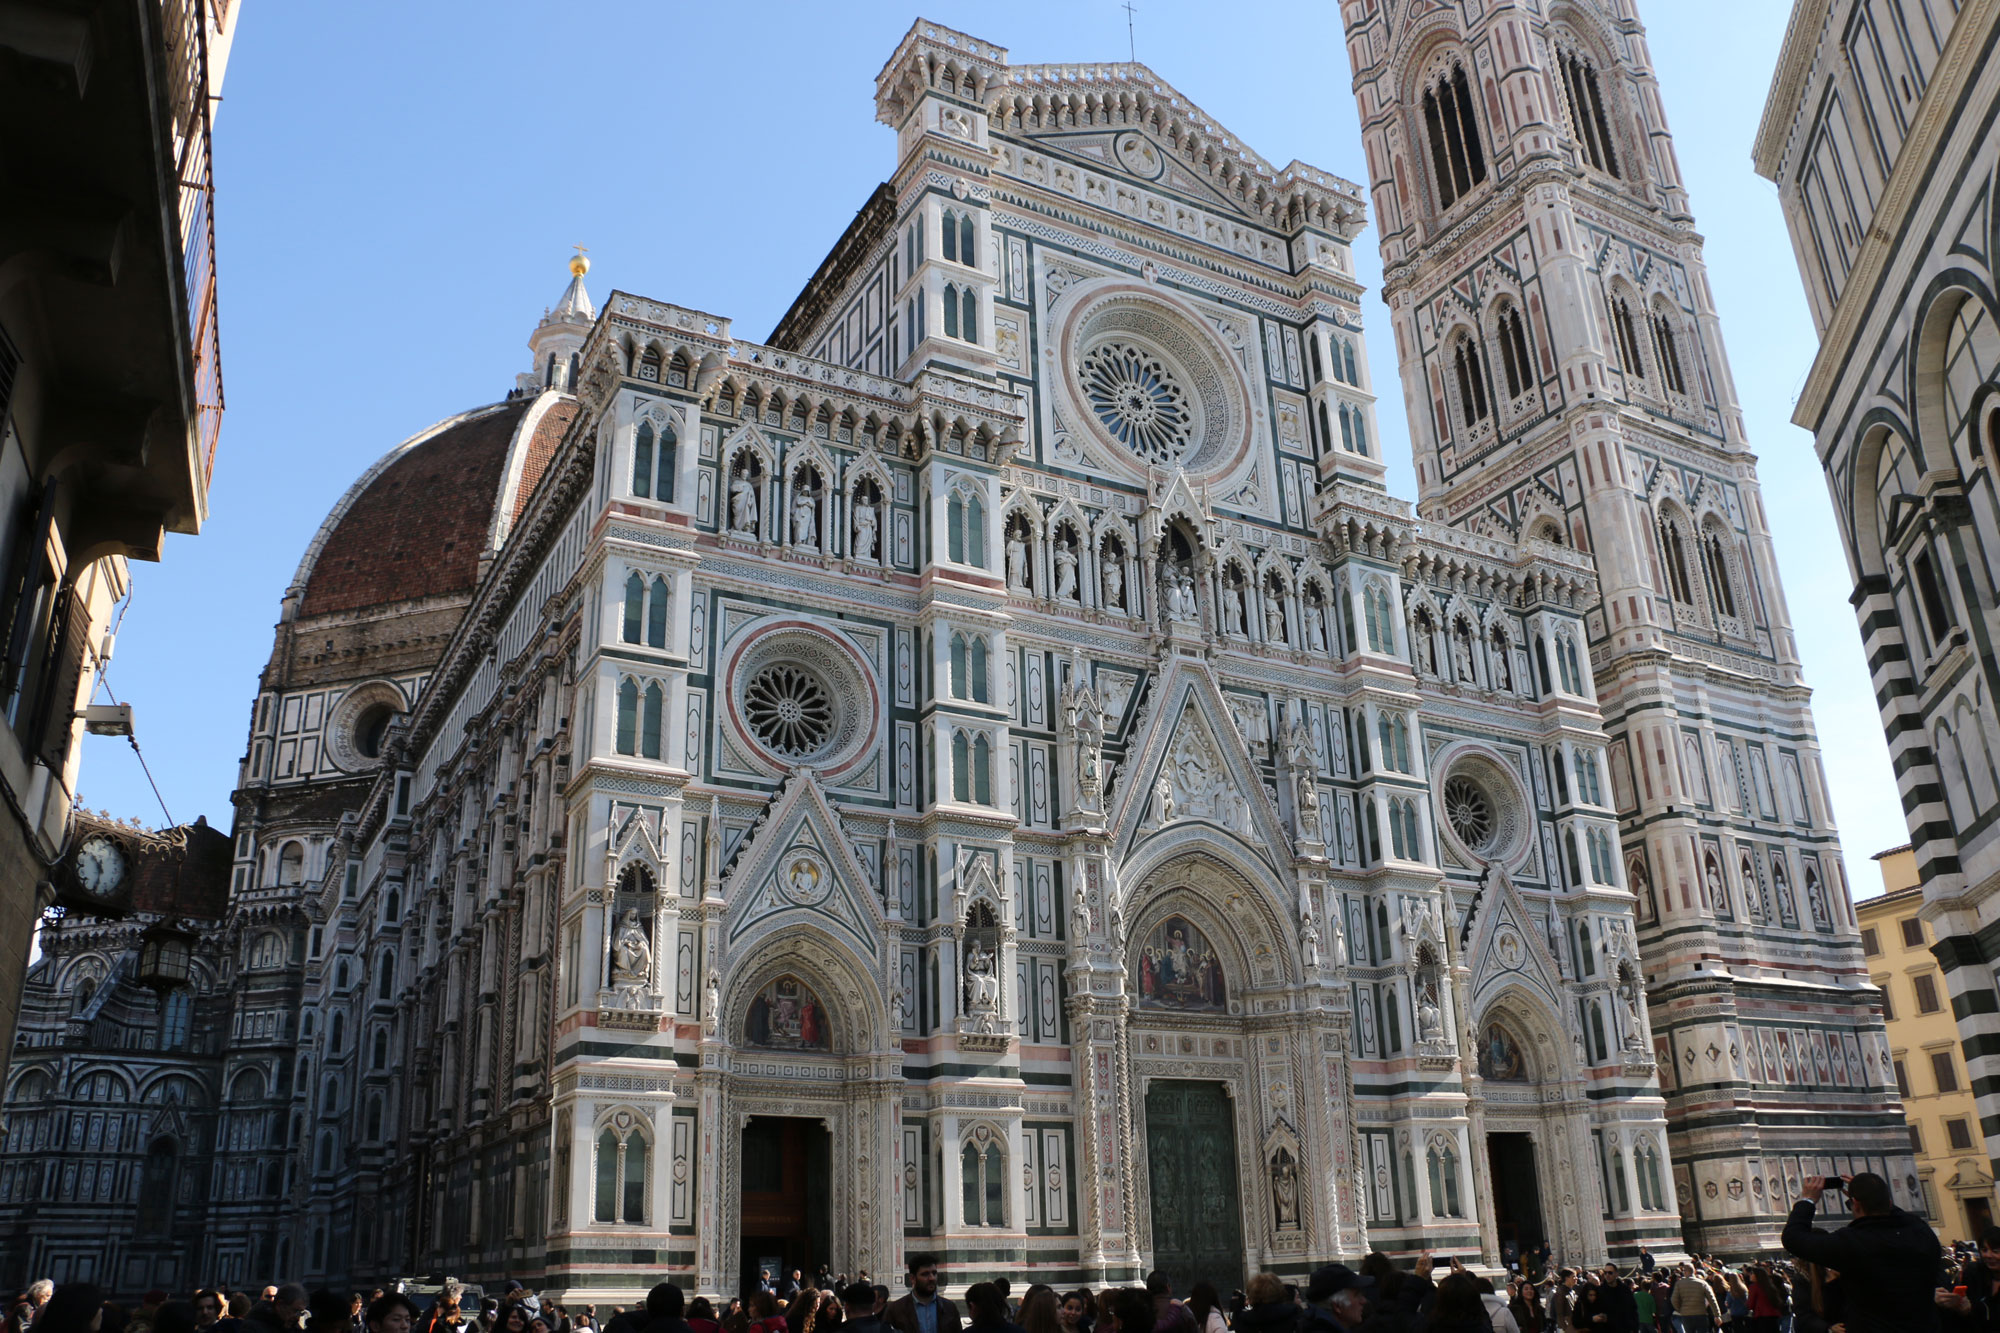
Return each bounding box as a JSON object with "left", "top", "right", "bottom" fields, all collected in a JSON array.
[{"left": 1122, "top": 1, "right": 1137, "bottom": 62}]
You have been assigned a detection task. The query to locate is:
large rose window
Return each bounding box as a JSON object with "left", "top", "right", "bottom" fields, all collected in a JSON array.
[
  {"left": 744, "top": 663, "right": 835, "bottom": 757},
  {"left": 1079, "top": 340, "right": 1195, "bottom": 464}
]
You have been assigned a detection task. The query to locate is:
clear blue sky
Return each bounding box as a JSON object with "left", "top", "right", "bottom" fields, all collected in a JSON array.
[{"left": 79, "top": 1, "right": 1906, "bottom": 898}]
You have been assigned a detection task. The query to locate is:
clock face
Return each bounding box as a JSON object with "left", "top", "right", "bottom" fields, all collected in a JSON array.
[{"left": 75, "top": 834, "right": 127, "bottom": 897}]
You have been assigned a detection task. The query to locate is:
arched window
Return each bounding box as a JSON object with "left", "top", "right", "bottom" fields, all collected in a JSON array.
[
  {"left": 1576, "top": 919, "right": 1596, "bottom": 976},
  {"left": 1422, "top": 61, "right": 1487, "bottom": 210},
  {"left": 657, "top": 421, "right": 678, "bottom": 501},
  {"left": 1557, "top": 47, "right": 1620, "bottom": 177},
  {"left": 278, "top": 842, "right": 305, "bottom": 887},
  {"left": 1588, "top": 1002, "right": 1608, "bottom": 1062},
  {"left": 950, "top": 633, "right": 969, "bottom": 699},
  {"left": 642, "top": 682, "right": 664, "bottom": 761},
  {"left": 943, "top": 285, "right": 961, "bottom": 340},
  {"left": 1310, "top": 336, "right": 1325, "bottom": 384},
  {"left": 594, "top": 1122, "right": 649, "bottom": 1224},
  {"left": 157, "top": 990, "right": 191, "bottom": 1051},
  {"left": 1650, "top": 311, "right": 1688, "bottom": 395},
  {"left": 1497, "top": 305, "right": 1534, "bottom": 398},
  {"left": 952, "top": 731, "right": 971, "bottom": 803},
  {"left": 632, "top": 421, "right": 654, "bottom": 498},
  {"left": 648, "top": 576, "right": 670, "bottom": 649},
  {"left": 961, "top": 1137, "right": 1007, "bottom": 1226},
  {"left": 942, "top": 209, "right": 960, "bottom": 263},
  {"left": 948, "top": 487, "right": 987, "bottom": 567},
  {"left": 1634, "top": 1138, "right": 1664, "bottom": 1211},
  {"left": 321, "top": 1076, "right": 339, "bottom": 1116},
  {"left": 616, "top": 678, "right": 639, "bottom": 755},
  {"left": 622, "top": 572, "right": 645, "bottom": 645},
  {"left": 329, "top": 1011, "right": 345, "bottom": 1055},
  {"left": 383, "top": 886, "right": 400, "bottom": 923},
  {"left": 1701, "top": 526, "right": 1737, "bottom": 619},
  {"left": 1453, "top": 335, "right": 1490, "bottom": 428},
  {"left": 594, "top": 1127, "right": 619, "bottom": 1222},
  {"left": 371, "top": 1028, "right": 388, "bottom": 1070},
  {"left": 960, "top": 212, "right": 976, "bottom": 266},
  {"left": 960, "top": 288, "right": 978, "bottom": 345},
  {"left": 970, "top": 636, "right": 989, "bottom": 703},
  {"left": 972, "top": 734, "right": 993, "bottom": 805},
  {"left": 1658, "top": 514, "right": 1696, "bottom": 609},
  {"left": 1317, "top": 401, "right": 1333, "bottom": 456},
  {"left": 1610, "top": 295, "right": 1645, "bottom": 379},
  {"left": 1339, "top": 403, "right": 1356, "bottom": 452},
  {"left": 1343, "top": 339, "right": 1359, "bottom": 385},
  {"left": 1426, "top": 1138, "right": 1464, "bottom": 1217},
  {"left": 365, "top": 1095, "right": 383, "bottom": 1141}
]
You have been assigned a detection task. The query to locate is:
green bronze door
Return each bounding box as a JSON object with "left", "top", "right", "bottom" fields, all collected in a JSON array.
[{"left": 1144, "top": 1080, "right": 1243, "bottom": 1294}]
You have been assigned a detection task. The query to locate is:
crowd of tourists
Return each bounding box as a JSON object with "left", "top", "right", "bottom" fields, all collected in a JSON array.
[{"left": 2, "top": 1173, "right": 1994, "bottom": 1333}]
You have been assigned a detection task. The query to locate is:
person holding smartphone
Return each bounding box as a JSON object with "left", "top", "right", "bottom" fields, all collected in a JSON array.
[{"left": 1781, "top": 1173, "right": 1943, "bottom": 1333}]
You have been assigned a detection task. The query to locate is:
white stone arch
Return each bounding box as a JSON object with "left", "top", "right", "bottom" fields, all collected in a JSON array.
[
  {"left": 721, "top": 423, "right": 778, "bottom": 541},
  {"left": 1252, "top": 550, "right": 1298, "bottom": 646},
  {"left": 723, "top": 924, "right": 889, "bottom": 1057},
  {"left": 1117, "top": 844, "right": 1302, "bottom": 991},
  {"left": 1211, "top": 539, "right": 1257, "bottom": 638},
  {"left": 1650, "top": 495, "right": 1704, "bottom": 620},
  {"left": 1472, "top": 987, "right": 1573, "bottom": 1083},
  {"left": 781, "top": 437, "right": 837, "bottom": 553},
  {"left": 1479, "top": 277, "right": 1542, "bottom": 413},
  {"left": 1091, "top": 510, "right": 1138, "bottom": 615},
  {"left": 1437, "top": 314, "right": 1492, "bottom": 443},
  {"left": 998, "top": 489, "right": 1046, "bottom": 594},
  {"left": 1603, "top": 271, "right": 1653, "bottom": 388},
  {"left": 844, "top": 454, "right": 893, "bottom": 567},
  {"left": 1403, "top": 584, "right": 1446, "bottom": 677},
  {"left": 584, "top": 1103, "right": 658, "bottom": 1228},
  {"left": 1297, "top": 564, "right": 1335, "bottom": 654},
  {"left": 1045, "top": 497, "right": 1093, "bottom": 606}
]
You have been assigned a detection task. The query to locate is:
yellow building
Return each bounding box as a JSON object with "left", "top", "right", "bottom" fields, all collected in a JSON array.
[{"left": 1863, "top": 846, "right": 1997, "bottom": 1242}]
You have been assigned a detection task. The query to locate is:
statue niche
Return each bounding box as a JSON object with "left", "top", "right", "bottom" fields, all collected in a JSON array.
[
  {"left": 960, "top": 901, "right": 1003, "bottom": 1035},
  {"left": 1133, "top": 914, "right": 1226, "bottom": 1011},
  {"left": 605, "top": 862, "right": 661, "bottom": 1011}
]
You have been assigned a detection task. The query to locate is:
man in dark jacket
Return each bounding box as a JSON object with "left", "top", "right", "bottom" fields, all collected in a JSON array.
[
  {"left": 1782, "top": 1172, "right": 1943, "bottom": 1333},
  {"left": 840, "top": 1284, "right": 886, "bottom": 1333},
  {"left": 885, "top": 1256, "right": 961, "bottom": 1333}
]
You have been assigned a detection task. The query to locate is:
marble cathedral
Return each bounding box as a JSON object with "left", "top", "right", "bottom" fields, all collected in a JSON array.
[{"left": 0, "top": 9, "right": 1904, "bottom": 1300}]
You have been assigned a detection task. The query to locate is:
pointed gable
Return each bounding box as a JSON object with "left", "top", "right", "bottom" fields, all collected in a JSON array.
[{"left": 722, "top": 771, "right": 883, "bottom": 965}]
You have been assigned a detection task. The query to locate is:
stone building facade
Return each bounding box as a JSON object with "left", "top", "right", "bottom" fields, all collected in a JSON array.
[
  {"left": 0, "top": 12, "right": 1907, "bottom": 1297},
  {"left": 1332, "top": 0, "right": 1910, "bottom": 1252},
  {"left": 1754, "top": 0, "right": 2000, "bottom": 1177}
]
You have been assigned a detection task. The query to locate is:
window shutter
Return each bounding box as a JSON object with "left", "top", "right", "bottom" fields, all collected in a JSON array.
[
  {"left": 34, "top": 580, "right": 89, "bottom": 769},
  {"left": 0, "top": 479, "right": 55, "bottom": 697}
]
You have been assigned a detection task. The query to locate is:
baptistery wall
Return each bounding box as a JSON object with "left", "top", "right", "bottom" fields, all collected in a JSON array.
[{"left": 0, "top": 18, "right": 1700, "bottom": 1297}]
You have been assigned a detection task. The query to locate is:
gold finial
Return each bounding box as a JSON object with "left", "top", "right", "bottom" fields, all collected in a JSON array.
[{"left": 569, "top": 245, "right": 590, "bottom": 278}]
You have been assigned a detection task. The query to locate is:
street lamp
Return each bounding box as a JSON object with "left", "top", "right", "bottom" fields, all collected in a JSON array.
[{"left": 135, "top": 919, "right": 199, "bottom": 991}]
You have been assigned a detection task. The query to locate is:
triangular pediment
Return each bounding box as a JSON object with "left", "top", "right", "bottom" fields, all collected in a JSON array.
[
  {"left": 721, "top": 771, "right": 882, "bottom": 965},
  {"left": 1112, "top": 661, "right": 1286, "bottom": 866},
  {"left": 1462, "top": 863, "right": 1566, "bottom": 1014}
]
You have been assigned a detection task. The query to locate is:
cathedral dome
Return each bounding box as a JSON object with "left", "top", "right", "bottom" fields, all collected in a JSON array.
[{"left": 294, "top": 395, "right": 578, "bottom": 618}]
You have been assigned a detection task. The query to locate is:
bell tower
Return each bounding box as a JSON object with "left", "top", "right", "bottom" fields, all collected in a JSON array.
[{"left": 1337, "top": 0, "right": 1911, "bottom": 1252}]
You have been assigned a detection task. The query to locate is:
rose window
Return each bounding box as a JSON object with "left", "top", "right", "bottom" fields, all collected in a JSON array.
[
  {"left": 1079, "top": 340, "right": 1195, "bottom": 464},
  {"left": 1443, "top": 776, "right": 1495, "bottom": 851},
  {"left": 744, "top": 663, "right": 834, "bottom": 757}
]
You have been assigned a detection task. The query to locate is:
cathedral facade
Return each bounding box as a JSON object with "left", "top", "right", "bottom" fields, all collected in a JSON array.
[
  {"left": 1332, "top": 0, "right": 1909, "bottom": 1252},
  {"left": 0, "top": 12, "right": 1903, "bottom": 1298},
  {"left": 1754, "top": 0, "right": 2000, "bottom": 1194}
]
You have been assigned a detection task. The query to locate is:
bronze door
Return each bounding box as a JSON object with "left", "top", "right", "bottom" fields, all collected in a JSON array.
[{"left": 1144, "top": 1080, "right": 1243, "bottom": 1294}]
